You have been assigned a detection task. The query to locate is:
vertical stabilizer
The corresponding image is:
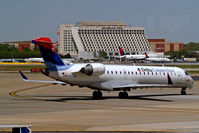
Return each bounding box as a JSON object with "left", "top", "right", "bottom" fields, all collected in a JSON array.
[
  {"left": 145, "top": 52, "right": 149, "bottom": 58},
  {"left": 119, "top": 47, "right": 125, "bottom": 56},
  {"left": 32, "top": 37, "right": 67, "bottom": 71}
]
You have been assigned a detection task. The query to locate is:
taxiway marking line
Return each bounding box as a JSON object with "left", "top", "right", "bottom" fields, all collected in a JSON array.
[
  {"left": 9, "top": 84, "right": 52, "bottom": 100},
  {"left": 9, "top": 85, "right": 199, "bottom": 114}
]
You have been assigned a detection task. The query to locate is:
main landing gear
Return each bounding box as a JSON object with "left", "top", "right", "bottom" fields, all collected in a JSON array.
[
  {"left": 118, "top": 91, "right": 129, "bottom": 99},
  {"left": 92, "top": 91, "right": 102, "bottom": 99},
  {"left": 181, "top": 87, "right": 186, "bottom": 95}
]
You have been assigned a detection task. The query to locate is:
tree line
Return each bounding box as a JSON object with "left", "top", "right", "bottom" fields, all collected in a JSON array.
[
  {"left": 165, "top": 42, "right": 199, "bottom": 60},
  {"left": 0, "top": 42, "right": 198, "bottom": 59},
  {"left": 0, "top": 44, "right": 41, "bottom": 59},
  {"left": 0, "top": 44, "right": 72, "bottom": 59}
]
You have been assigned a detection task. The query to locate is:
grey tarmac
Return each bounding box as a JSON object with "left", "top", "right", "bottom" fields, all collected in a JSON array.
[{"left": 0, "top": 72, "right": 199, "bottom": 132}]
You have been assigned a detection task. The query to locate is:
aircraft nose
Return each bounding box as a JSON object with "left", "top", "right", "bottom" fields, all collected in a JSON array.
[{"left": 188, "top": 76, "right": 194, "bottom": 88}]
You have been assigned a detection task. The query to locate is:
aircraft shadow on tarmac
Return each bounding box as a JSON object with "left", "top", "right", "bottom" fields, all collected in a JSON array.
[{"left": 25, "top": 93, "right": 191, "bottom": 102}]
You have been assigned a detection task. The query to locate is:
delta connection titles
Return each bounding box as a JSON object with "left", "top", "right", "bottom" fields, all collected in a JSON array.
[{"left": 138, "top": 67, "right": 175, "bottom": 73}]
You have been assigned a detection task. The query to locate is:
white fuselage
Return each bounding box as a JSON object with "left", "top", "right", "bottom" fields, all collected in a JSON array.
[
  {"left": 146, "top": 57, "right": 171, "bottom": 62},
  {"left": 124, "top": 55, "right": 146, "bottom": 60},
  {"left": 47, "top": 64, "right": 193, "bottom": 91},
  {"left": 25, "top": 58, "right": 44, "bottom": 63}
]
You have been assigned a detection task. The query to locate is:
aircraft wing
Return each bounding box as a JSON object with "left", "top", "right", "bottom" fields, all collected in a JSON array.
[
  {"left": 114, "top": 83, "right": 169, "bottom": 88},
  {"left": 19, "top": 71, "right": 67, "bottom": 85},
  {"left": 100, "top": 80, "right": 169, "bottom": 90}
]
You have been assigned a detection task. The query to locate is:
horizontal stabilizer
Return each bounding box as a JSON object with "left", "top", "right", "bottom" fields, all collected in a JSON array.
[{"left": 19, "top": 71, "right": 67, "bottom": 85}]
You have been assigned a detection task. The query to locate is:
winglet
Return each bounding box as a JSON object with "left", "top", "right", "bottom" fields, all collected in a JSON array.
[{"left": 19, "top": 71, "right": 28, "bottom": 80}]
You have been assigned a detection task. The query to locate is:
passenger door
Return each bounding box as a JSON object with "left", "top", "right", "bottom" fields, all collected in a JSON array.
[{"left": 177, "top": 71, "right": 183, "bottom": 84}]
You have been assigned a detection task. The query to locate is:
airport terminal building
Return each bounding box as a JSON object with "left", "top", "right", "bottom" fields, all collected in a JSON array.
[{"left": 57, "top": 21, "right": 152, "bottom": 59}]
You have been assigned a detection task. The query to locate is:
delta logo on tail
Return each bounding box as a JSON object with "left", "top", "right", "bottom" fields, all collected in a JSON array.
[
  {"left": 119, "top": 47, "right": 125, "bottom": 56},
  {"left": 145, "top": 52, "right": 149, "bottom": 58},
  {"left": 32, "top": 37, "right": 66, "bottom": 71}
]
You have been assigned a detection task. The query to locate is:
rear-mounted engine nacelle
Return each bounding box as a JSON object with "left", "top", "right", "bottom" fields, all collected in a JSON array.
[{"left": 80, "top": 63, "right": 105, "bottom": 76}]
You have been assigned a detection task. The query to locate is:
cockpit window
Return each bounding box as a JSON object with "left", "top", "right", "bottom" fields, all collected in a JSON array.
[{"left": 185, "top": 72, "right": 189, "bottom": 75}]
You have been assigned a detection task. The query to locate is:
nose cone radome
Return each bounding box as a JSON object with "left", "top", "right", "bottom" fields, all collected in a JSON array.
[{"left": 189, "top": 76, "right": 194, "bottom": 89}]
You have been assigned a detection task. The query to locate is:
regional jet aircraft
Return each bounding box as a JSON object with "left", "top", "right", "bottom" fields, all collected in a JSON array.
[
  {"left": 19, "top": 37, "right": 194, "bottom": 99},
  {"left": 115, "top": 47, "right": 146, "bottom": 60},
  {"left": 145, "top": 53, "right": 171, "bottom": 62}
]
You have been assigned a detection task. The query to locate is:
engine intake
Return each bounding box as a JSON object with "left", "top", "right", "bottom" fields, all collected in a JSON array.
[{"left": 80, "top": 63, "right": 105, "bottom": 76}]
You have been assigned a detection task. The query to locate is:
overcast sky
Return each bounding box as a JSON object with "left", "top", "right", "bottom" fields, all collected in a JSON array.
[{"left": 0, "top": 0, "right": 199, "bottom": 43}]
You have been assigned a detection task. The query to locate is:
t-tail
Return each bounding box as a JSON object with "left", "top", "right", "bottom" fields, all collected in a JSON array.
[
  {"left": 32, "top": 37, "right": 67, "bottom": 72},
  {"left": 119, "top": 46, "right": 125, "bottom": 56}
]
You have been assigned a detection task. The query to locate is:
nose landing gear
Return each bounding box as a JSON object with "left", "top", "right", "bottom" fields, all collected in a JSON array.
[{"left": 181, "top": 87, "right": 186, "bottom": 95}]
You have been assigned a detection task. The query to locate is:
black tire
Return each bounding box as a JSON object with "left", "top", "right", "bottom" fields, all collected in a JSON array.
[
  {"left": 181, "top": 88, "right": 186, "bottom": 95},
  {"left": 123, "top": 92, "right": 128, "bottom": 98},
  {"left": 181, "top": 90, "right": 186, "bottom": 95},
  {"left": 118, "top": 92, "right": 123, "bottom": 98},
  {"left": 98, "top": 91, "right": 102, "bottom": 98},
  {"left": 93, "top": 91, "right": 102, "bottom": 99},
  {"left": 118, "top": 92, "right": 128, "bottom": 99}
]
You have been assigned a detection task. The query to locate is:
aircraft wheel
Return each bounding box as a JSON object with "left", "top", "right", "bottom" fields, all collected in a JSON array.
[
  {"left": 123, "top": 91, "right": 128, "bottom": 98},
  {"left": 118, "top": 92, "right": 128, "bottom": 99},
  {"left": 118, "top": 92, "right": 123, "bottom": 98},
  {"left": 181, "top": 88, "right": 186, "bottom": 95},
  {"left": 93, "top": 91, "right": 102, "bottom": 99}
]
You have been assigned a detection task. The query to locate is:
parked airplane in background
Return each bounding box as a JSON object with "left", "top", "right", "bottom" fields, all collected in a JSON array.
[
  {"left": 19, "top": 37, "right": 194, "bottom": 99},
  {"left": 25, "top": 58, "right": 44, "bottom": 63},
  {"left": 116, "top": 47, "right": 169, "bottom": 62},
  {"left": 25, "top": 57, "right": 75, "bottom": 64},
  {"left": 145, "top": 53, "right": 171, "bottom": 62},
  {"left": 116, "top": 47, "right": 146, "bottom": 60}
]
